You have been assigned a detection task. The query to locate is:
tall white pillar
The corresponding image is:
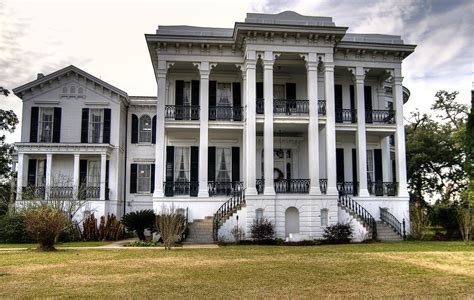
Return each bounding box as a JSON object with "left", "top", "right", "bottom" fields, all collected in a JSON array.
[
  {"left": 305, "top": 53, "right": 320, "bottom": 195},
  {"left": 100, "top": 153, "right": 106, "bottom": 201},
  {"left": 381, "top": 138, "right": 391, "bottom": 182},
  {"left": 73, "top": 153, "right": 80, "bottom": 198},
  {"left": 153, "top": 61, "right": 167, "bottom": 198},
  {"left": 45, "top": 153, "right": 52, "bottom": 199},
  {"left": 16, "top": 153, "right": 24, "bottom": 201},
  {"left": 245, "top": 51, "right": 257, "bottom": 195},
  {"left": 241, "top": 69, "right": 247, "bottom": 184},
  {"left": 393, "top": 72, "right": 409, "bottom": 197},
  {"left": 324, "top": 54, "right": 337, "bottom": 195},
  {"left": 198, "top": 62, "right": 210, "bottom": 197},
  {"left": 352, "top": 67, "right": 370, "bottom": 197},
  {"left": 263, "top": 51, "right": 275, "bottom": 195}
]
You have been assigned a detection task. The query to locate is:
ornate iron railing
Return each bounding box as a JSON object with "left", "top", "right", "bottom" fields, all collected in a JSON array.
[
  {"left": 337, "top": 181, "right": 358, "bottom": 196},
  {"left": 209, "top": 106, "right": 243, "bottom": 121},
  {"left": 338, "top": 192, "right": 377, "bottom": 240},
  {"left": 165, "top": 105, "right": 200, "bottom": 120},
  {"left": 273, "top": 99, "right": 309, "bottom": 115},
  {"left": 163, "top": 181, "right": 199, "bottom": 197},
  {"left": 213, "top": 188, "right": 245, "bottom": 241},
  {"left": 319, "top": 179, "right": 328, "bottom": 194},
  {"left": 22, "top": 186, "right": 45, "bottom": 200},
  {"left": 256, "top": 179, "right": 264, "bottom": 194},
  {"left": 335, "top": 109, "right": 357, "bottom": 123},
  {"left": 79, "top": 186, "right": 100, "bottom": 200},
  {"left": 256, "top": 98, "right": 264, "bottom": 114},
  {"left": 273, "top": 179, "right": 310, "bottom": 193},
  {"left": 380, "top": 207, "right": 406, "bottom": 240},
  {"left": 208, "top": 181, "right": 243, "bottom": 197},
  {"left": 318, "top": 100, "right": 326, "bottom": 116},
  {"left": 50, "top": 186, "right": 74, "bottom": 199},
  {"left": 365, "top": 110, "right": 395, "bottom": 124},
  {"left": 368, "top": 181, "right": 398, "bottom": 196}
]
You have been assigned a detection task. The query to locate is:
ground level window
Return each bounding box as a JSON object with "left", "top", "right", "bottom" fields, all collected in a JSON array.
[
  {"left": 321, "top": 209, "right": 328, "bottom": 227},
  {"left": 255, "top": 209, "right": 264, "bottom": 224},
  {"left": 137, "top": 164, "right": 151, "bottom": 193}
]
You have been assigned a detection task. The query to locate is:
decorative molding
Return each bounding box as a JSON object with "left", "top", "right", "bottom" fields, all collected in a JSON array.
[
  {"left": 85, "top": 101, "right": 110, "bottom": 106},
  {"left": 33, "top": 100, "right": 60, "bottom": 105}
]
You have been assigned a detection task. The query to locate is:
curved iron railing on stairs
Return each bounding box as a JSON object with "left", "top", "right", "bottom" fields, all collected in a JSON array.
[
  {"left": 338, "top": 192, "right": 377, "bottom": 240},
  {"left": 380, "top": 207, "right": 406, "bottom": 239},
  {"left": 212, "top": 188, "right": 245, "bottom": 241}
]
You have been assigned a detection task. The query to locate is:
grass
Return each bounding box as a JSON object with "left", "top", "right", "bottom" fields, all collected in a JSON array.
[
  {"left": 0, "top": 241, "right": 472, "bottom": 298},
  {"left": 0, "top": 241, "right": 110, "bottom": 248}
]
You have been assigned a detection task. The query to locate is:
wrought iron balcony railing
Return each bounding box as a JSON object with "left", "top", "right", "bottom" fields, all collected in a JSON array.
[
  {"left": 165, "top": 105, "right": 200, "bottom": 120},
  {"left": 319, "top": 179, "right": 328, "bottom": 194},
  {"left": 368, "top": 181, "right": 398, "bottom": 196},
  {"left": 208, "top": 181, "right": 243, "bottom": 196},
  {"left": 273, "top": 99, "right": 309, "bottom": 115},
  {"left": 365, "top": 110, "right": 395, "bottom": 124},
  {"left": 336, "top": 109, "right": 357, "bottom": 123},
  {"left": 336, "top": 181, "right": 359, "bottom": 196},
  {"left": 164, "top": 181, "right": 199, "bottom": 197},
  {"left": 209, "top": 106, "right": 243, "bottom": 121},
  {"left": 274, "top": 179, "right": 310, "bottom": 193},
  {"left": 21, "top": 186, "right": 108, "bottom": 200},
  {"left": 318, "top": 100, "right": 326, "bottom": 116}
]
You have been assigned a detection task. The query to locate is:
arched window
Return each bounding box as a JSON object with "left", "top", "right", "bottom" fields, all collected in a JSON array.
[
  {"left": 139, "top": 115, "right": 152, "bottom": 143},
  {"left": 70, "top": 86, "right": 76, "bottom": 94},
  {"left": 285, "top": 207, "right": 300, "bottom": 237},
  {"left": 62, "top": 87, "right": 68, "bottom": 93},
  {"left": 78, "top": 87, "right": 84, "bottom": 94}
]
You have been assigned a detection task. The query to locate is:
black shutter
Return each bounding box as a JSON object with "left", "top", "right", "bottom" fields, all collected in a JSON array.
[
  {"left": 27, "top": 159, "right": 37, "bottom": 186},
  {"left": 130, "top": 164, "right": 137, "bottom": 194},
  {"left": 392, "top": 159, "right": 397, "bottom": 183},
  {"left": 352, "top": 149, "right": 358, "bottom": 196},
  {"left": 165, "top": 146, "right": 175, "bottom": 197},
  {"left": 232, "top": 147, "right": 240, "bottom": 182},
  {"left": 175, "top": 80, "right": 184, "bottom": 120},
  {"left": 256, "top": 82, "right": 263, "bottom": 99},
  {"left": 105, "top": 160, "right": 110, "bottom": 200},
  {"left": 190, "top": 146, "right": 199, "bottom": 197},
  {"left": 350, "top": 85, "right": 356, "bottom": 123},
  {"left": 209, "top": 81, "right": 217, "bottom": 121},
  {"left": 151, "top": 115, "right": 157, "bottom": 144},
  {"left": 79, "top": 160, "right": 87, "bottom": 185},
  {"left": 364, "top": 86, "right": 373, "bottom": 123},
  {"left": 232, "top": 82, "right": 242, "bottom": 121},
  {"left": 103, "top": 108, "right": 111, "bottom": 144},
  {"left": 53, "top": 107, "right": 61, "bottom": 143},
  {"left": 131, "top": 114, "right": 138, "bottom": 144},
  {"left": 30, "top": 107, "right": 39, "bottom": 142},
  {"left": 335, "top": 85, "right": 343, "bottom": 123},
  {"left": 286, "top": 83, "right": 296, "bottom": 100},
  {"left": 81, "top": 108, "right": 89, "bottom": 143},
  {"left": 336, "top": 148, "right": 345, "bottom": 182},
  {"left": 208, "top": 146, "right": 216, "bottom": 182},
  {"left": 191, "top": 80, "right": 200, "bottom": 121},
  {"left": 374, "top": 149, "right": 383, "bottom": 182},
  {"left": 150, "top": 164, "right": 155, "bottom": 193}
]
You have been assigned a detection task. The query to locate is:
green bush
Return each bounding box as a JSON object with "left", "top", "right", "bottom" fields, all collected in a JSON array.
[
  {"left": 430, "top": 204, "right": 461, "bottom": 239},
  {"left": 121, "top": 210, "right": 155, "bottom": 241},
  {"left": 250, "top": 219, "right": 275, "bottom": 242},
  {"left": 0, "top": 213, "right": 33, "bottom": 243},
  {"left": 58, "top": 221, "right": 82, "bottom": 242},
  {"left": 126, "top": 240, "right": 161, "bottom": 247},
  {"left": 322, "top": 223, "right": 353, "bottom": 244}
]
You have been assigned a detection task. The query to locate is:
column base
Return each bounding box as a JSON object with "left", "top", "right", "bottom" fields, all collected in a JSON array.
[
  {"left": 245, "top": 187, "right": 258, "bottom": 196},
  {"left": 358, "top": 189, "right": 370, "bottom": 197},
  {"left": 309, "top": 187, "right": 321, "bottom": 196},
  {"left": 153, "top": 190, "right": 164, "bottom": 198},
  {"left": 263, "top": 186, "right": 275, "bottom": 196},
  {"left": 397, "top": 187, "right": 409, "bottom": 198},
  {"left": 326, "top": 186, "right": 338, "bottom": 195},
  {"left": 198, "top": 189, "right": 209, "bottom": 198}
]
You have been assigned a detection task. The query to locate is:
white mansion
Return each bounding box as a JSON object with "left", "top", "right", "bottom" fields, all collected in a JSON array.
[{"left": 13, "top": 12, "right": 415, "bottom": 242}]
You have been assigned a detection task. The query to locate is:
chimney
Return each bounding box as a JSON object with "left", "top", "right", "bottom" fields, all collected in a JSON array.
[{"left": 37, "top": 73, "right": 44, "bottom": 79}]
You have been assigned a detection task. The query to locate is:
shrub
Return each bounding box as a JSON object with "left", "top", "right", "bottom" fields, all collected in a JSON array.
[
  {"left": 250, "top": 218, "right": 275, "bottom": 242},
  {"left": 431, "top": 204, "right": 461, "bottom": 239},
  {"left": 126, "top": 240, "right": 161, "bottom": 247},
  {"left": 230, "top": 225, "right": 245, "bottom": 244},
  {"left": 24, "top": 205, "right": 68, "bottom": 251},
  {"left": 121, "top": 210, "right": 155, "bottom": 241},
  {"left": 82, "top": 213, "right": 99, "bottom": 241},
  {"left": 58, "top": 220, "right": 82, "bottom": 242},
  {"left": 156, "top": 207, "right": 186, "bottom": 250},
  {"left": 0, "top": 213, "right": 34, "bottom": 243},
  {"left": 82, "top": 213, "right": 124, "bottom": 241},
  {"left": 322, "top": 223, "right": 353, "bottom": 244}
]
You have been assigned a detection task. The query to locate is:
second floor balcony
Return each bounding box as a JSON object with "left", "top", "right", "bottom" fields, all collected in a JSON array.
[
  {"left": 165, "top": 105, "right": 200, "bottom": 121},
  {"left": 256, "top": 99, "right": 327, "bottom": 116}
]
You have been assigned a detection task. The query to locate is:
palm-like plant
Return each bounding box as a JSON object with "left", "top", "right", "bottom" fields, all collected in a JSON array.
[{"left": 121, "top": 209, "right": 155, "bottom": 241}]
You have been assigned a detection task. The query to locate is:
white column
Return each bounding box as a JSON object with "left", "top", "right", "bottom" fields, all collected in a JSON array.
[
  {"left": 352, "top": 67, "right": 370, "bottom": 197},
  {"left": 393, "top": 72, "right": 409, "bottom": 197},
  {"left": 381, "top": 138, "right": 391, "bottom": 182},
  {"left": 73, "top": 153, "right": 80, "bottom": 198},
  {"left": 45, "top": 153, "right": 52, "bottom": 199},
  {"left": 242, "top": 71, "right": 247, "bottom": 184},
  {"left": 16, "top": 153, "right": 24, "bottom": 201},
  {"left": 198, "top": 62, "right": 210, "bottom": 197},
  {"left": 100, "top": 153, "right": 106, "bottom": 200},
  {"left": 263, "top": 51, "right": 275, "bottom": 195},
  {"left": 324, "top": 54, "right": 337, "bottom": 195},
  {"left": 153, "top": 61, "right": 167, "bottom": 198},
  {"left": 305, "top": 53, "right": 320, "bottom": 195},
  {"left": 245, "top": 51, "right": 257, "bottom": 195}
]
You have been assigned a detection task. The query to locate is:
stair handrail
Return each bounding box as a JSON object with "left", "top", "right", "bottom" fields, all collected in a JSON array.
[
  {"left": 212, "top": 188, "right": 245, "bottom": 241},
  {"left": 380, "top": 207, "right": 406, "bottom": 239},
  {"left": 338, "top": 192, "right": 377, "bottom": 240}
]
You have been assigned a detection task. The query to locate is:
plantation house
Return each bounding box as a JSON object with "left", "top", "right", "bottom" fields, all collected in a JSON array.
[{"left": 13, "top": 11, "right": 415, "bottom": 242}]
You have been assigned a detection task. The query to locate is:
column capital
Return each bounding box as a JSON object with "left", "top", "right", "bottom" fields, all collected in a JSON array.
[
  {"left": 244, "top": 59, "right": 257, "bottom": 70},
  {"left": 393, "top": 76, "right": 404, "bottom": 84}
]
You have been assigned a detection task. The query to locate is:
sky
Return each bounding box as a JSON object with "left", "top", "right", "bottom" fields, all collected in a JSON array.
[{"left": 1, "top": 0, "right": 472, "bottom": 143}]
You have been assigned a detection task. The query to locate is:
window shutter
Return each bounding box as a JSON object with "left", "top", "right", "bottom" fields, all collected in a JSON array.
[
  {"left": 350, "top": 85, "right": 356, "bottom": 123},
  {"left": 208, "top": 146, "right": 216, "bottom": 182},
  {"left": 131, "top": 114, "right": 138, "bottom": 144},
  {"left": 232, "top": 82, "right": 242, "bottom": 121},
  {"left": 30, "top": 107, "right": 39, "bottom": 142},
  {"left": 81, "top": 108, "right": 89, "bottom": 143},
  {"left": 232, "top": 147, "right": 240, "bottom": 182},
  {"left": 27, "top": 159, "right": 37, "bottom": 186},
  {"left": 150, "top": 164, "right": 155, "bottom": 193},
  {"left": 336, "top": 148, "right": 344, "bottom": 182},
  {"left": 352, "top": 149, "right": 358, "bottom": 196},
  {"left": 53, "top": 107, "right": 61, "bottom": 143},
  {"left": 151, "top": 115, "right": 157, "bottom": 144},
  {"left": 374, "top": 149, "right": 383, "bottom": 182},
  {"left": 130, "top": 164, "right": 137, "bottom": 194},
  {"left": 256, "top": 82, "right": 263, "bottom": 99},
  {"left": 286, "top": 83, "right": 296, "bottom": 100},
  {"left": 190, "top": 146, "right": 199, "bottom": 197},
  {"left": 166, "top": 146, "right": 174, "bottom": 182},
  {"left": 191, "top": 80, "right": 200, "bottom": 106},
  {"left": 175, "top": 80, "right": 184, "bottom": 106},
  {"left": 209, "top": 81, "right": 217, "bottom": 121},
  {"left": 364, "top": 86, "right": 373, "bottom": 123},
  {"left": 335, "top": 85, "right": 343, "bottom": 123},
  {"left": 103, "top": 108, "right": 111, "bottom": 144},
  {"left": 105, "top": 160, "right": 110, "bottom": 200},
  {"left": 79, "top": 160, "right": 88, "bottom": 186}
]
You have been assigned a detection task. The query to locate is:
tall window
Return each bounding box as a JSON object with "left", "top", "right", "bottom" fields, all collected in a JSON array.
[
  {"left": 87, "top": 161, "right": 100, "bottom": 187},
  {"left": 89, "top": 109, "right": 104, "bottom": 143},
  {"left": 38, "top": 107, "right": 54, "bottom": 143},
  {"left": 139, "top": 115, "right": 152, "bottom": 143},
  {"left": 217, "top": 83, "right": 232, "bottom": 105},
  {"left": 183, "top": 82, "right": 191, "bottom": 105},
  {"left": 366, "top": 150, "right": 374, "bottom": 182},
  {"left": 174, "top": 147, "right": 190, "bottom": 182},
  {"left": 137, "top": 164, "right": 151, "bottom": 193},
  {"left": 216, "top": 147, "right": 231, "bottom": 182},
  {"left": 321, "top": 209, "right": 328, "bottom": 227},
  {"left": 36, "top": 160, "right": 46, "bottom": 186},
  {"left": 273, "top": 84, "right": 285, "bottom": 99},
  {"left": 256, "top": 209, "right": 264, "bottom": 224}
]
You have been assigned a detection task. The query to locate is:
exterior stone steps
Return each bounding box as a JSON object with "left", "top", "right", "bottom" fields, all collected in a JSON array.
[
  {"left": 376, "top": 221, "right": 403, "bottom": 241},
  {"left": 185, "top": 216, "right": 215, "bottom": 244}
]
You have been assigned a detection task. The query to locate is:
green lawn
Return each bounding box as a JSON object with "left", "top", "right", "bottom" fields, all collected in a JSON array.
[
  {"left": 0, "top": 242, "right": 472, "bottom": 298},
  {"left": 0, "top": 241, "right": 110, "bottom": 248}
]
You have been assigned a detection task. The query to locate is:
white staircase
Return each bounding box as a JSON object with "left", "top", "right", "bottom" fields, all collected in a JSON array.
[
  {"left": 376, "top": 221, "right": 403, "bottom": 241},
  {"left": 184, "top": 216, "right": 215, "bottom": 244}
]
